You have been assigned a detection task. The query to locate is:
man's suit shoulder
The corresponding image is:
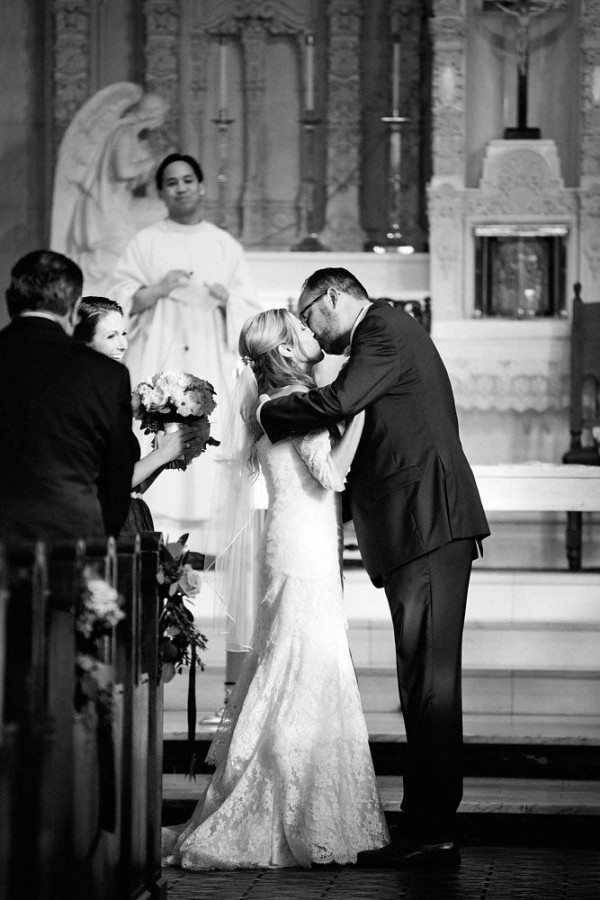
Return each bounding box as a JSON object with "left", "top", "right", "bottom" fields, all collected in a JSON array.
[{"left": 366, "top": 300, "right": 430, "bottom": 339}]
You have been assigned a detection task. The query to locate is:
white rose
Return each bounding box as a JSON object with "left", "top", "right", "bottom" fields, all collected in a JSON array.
[{"left": 178, "top": 563, "right": 202, "bottom": 597}]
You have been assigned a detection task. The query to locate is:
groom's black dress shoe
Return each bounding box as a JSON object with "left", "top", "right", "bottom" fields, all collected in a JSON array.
[
  {"left": 357, "top": 840, "right": 460, "bottom": 870},
  {"left": 396, "top": 841, "right": 461, "bottom": 869}
]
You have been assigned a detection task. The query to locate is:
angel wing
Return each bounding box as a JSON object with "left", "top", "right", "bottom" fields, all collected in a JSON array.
[{"left": 50, "top": 82, "right": 145, "bottom": 255}]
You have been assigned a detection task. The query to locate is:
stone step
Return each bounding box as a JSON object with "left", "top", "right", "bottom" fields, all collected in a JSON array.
[
  {"left": 341, "top": 567, "right": 600, "bottom": 672},
  {"left": 358, "top": 667, "right": 600, "bottom": 718},
  {"left": 348, "top": 622, "right": 600, "bottom": 670},
  {"left": 163, "top": 668, "right": 600, "bottom": 742},
  {"left": 342, "top": 567, "right": 600, "bottom": 624},
  {"left": 162, "top": 772, "right": 600, "bottom": 817}
]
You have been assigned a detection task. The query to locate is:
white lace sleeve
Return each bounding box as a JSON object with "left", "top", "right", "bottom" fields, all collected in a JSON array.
[{"left": 292, "top": 429, "right": 345, "bottom": 492}]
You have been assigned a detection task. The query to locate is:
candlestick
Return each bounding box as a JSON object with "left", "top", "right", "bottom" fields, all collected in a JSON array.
[
  {"left": 211, "top": 110, "right": 235, "bottom": 230},
  {"left": 219, "top": 37, "right": 228, "bottom": 114},
  {"left": 380, "top": 113, "right": 412, "bottom": 253},
  {"left": 305, "top": 33, "right": 315, "bottom": 112},
  {"left": 392, "top": 33, "right": 400, "bottom": 114},
  {"left": 291, "top": 111, "right": 326, "bottom": 252}
]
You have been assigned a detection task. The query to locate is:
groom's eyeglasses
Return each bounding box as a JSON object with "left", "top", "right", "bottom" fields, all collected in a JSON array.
[{"left": 299, "top": 289, "right": 329, "bottom": 326}]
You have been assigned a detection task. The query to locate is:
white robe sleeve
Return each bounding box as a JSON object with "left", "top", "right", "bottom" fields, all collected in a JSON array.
[{"left": 110, "top": 231, "right": 154, "bottom": 320}]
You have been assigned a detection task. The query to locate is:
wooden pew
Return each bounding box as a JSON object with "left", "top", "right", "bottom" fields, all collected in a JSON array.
[
  {"left": 75, "top": 534, "right": 165, "bottom": 900},
  {"left": 0, "top": 534, "right": 164, "bottom": 900},
  {"left": 0, "top": 541, "right": 81, "bottom": 900}
]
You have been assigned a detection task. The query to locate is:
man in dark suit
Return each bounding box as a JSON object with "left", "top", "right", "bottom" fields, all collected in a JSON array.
[
  {"left": 258, "top": 268, "right": 490, "bottom": 867},
  {"left": 0, "top": 250, "right": 135, "bottom": 544}
]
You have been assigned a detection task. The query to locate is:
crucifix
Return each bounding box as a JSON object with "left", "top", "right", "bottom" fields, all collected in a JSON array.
[{"left": 488, "top": 0, "right": 565, "bottom": 139}]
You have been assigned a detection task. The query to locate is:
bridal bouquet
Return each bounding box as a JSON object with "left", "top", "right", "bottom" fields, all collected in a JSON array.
[{"left": 132, "top": 370, "right": 220, "bottom": 469}]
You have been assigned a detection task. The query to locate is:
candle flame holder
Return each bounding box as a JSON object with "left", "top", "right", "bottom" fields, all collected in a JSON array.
[
  {"left": 377, "top": 113, "right": 413, "bottom": 254},
  {"left": 292, "top": 110, "right": 327, "bottom": 252},
  {"left": 211, "top": 108, "right": 235, "bottom": 230}
]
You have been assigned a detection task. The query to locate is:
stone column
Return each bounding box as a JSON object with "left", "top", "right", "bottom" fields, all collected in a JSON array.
[
  {"left": 181, "top": 1, "right": 211, "bottom": 161},
  {"left": 389, "top": 0, "right": 427, "bottom": 249},
  {"left": 578, "top": 0, "right": 600, "bottom": 301},
  {"left": 144, "top": 0, "right": 181, "bottom": 142},
  {"left": 53, "top": 0, "right": 92, "bottom": 144},
  {"left": 427, "top": 0, "right": 468, "bottom": 318},
  {"left": 320, "top": 0, "right": 365, "bottom": 251},
  {"left": 239, "top": 20, "right": 268, "bottom": 243}
]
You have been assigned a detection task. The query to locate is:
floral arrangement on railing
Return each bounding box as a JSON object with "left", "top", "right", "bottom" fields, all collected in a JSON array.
[
  {"left": 75, "top": 566, "right": 124, "bottom": 717},
  {"left": 75, "top": 566, "right": 125, "bottom": 830},
  {"left": 157, "top": 534, "right": 208, "bottom": 778},
  {"left": 157, "top": 534, "right": 207, "bottom": 683},
  {"left": 132, "top": 371, "right": 220, "bottom": 470}
]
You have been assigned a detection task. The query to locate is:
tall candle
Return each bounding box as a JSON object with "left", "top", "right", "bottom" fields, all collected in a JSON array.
[
  {"left": 392, "top": 33, "right": 400, "bottom": 114},
  {"left": 219, "top": 37, "right": 227, "bottom": 112},
  {"left": 305, "top": 33, "right": 315, "bottom": 111}
]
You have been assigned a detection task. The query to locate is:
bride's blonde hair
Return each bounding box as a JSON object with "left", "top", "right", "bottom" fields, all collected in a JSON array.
[{"left": 238, "top": 308, "right": 316, "bottom": 395}]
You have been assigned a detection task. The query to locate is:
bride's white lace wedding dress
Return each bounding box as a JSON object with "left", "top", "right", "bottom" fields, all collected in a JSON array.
[{"left": 162, "top": 430, "right": 389, "bottom": 870}]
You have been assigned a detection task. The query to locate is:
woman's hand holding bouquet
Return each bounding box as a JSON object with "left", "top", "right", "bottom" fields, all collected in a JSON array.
[{"left": 132, "top": 370, "right": 220, "bottom": 470}]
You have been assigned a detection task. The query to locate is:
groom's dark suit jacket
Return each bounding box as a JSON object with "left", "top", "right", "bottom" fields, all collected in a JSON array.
[
  {"left": 0, "top": 315, "right": 136, "bottom": 544},
  {"left": 260, "top": 301, "right": 490, "bottom": 586}
]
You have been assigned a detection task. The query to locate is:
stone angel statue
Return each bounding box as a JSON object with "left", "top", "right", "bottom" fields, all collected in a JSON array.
[{"left": 51, "top": 83, "right": 170, "bottom": 295}]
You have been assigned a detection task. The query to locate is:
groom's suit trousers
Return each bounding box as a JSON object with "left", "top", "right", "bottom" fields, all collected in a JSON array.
[{"left": 381, "top": 537, "right": 475, "bottom": 842}]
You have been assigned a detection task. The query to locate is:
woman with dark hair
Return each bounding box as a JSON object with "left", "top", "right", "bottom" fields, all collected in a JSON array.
[
  {"left": 75, "top": 295, "right": 201, "bottom": 532},
  {"left": 162, "top": 308, "right": 389, "bottom": 871}
]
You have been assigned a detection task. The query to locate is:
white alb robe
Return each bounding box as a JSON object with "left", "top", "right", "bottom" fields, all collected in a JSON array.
[{"left": 111, "top": 217, "right": 261, "bottom": 545}]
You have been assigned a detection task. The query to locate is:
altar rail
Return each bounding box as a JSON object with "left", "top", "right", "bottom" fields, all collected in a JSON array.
[
  {"left": 0, "top": 534, "right": 165, "bottom": 900},
  {"left": 471, "top": 463, "right": 600, "bottom": 512},
  {"left": 472, "top": 464, "right": 600, "bottom": 569}
]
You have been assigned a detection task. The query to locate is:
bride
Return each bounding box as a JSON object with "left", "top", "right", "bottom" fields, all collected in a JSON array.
[{"left": 162, "top": 308, "right": 389, "bottom": 869}]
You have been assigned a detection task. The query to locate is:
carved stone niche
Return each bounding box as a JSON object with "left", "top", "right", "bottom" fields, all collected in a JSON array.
[{"left": 463, "top": 139, "right": 578, "bottom": 318}]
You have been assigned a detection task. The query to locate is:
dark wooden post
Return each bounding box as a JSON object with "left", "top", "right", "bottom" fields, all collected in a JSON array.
[
  {"left": 139, "top": 532, "right": 167, "bottom": 900},
  {"left": 73, "top": 536, "right": 123, "bottom": 900},
  {"left": 2, "top": 541, "right": 80, "bottom": 900}
]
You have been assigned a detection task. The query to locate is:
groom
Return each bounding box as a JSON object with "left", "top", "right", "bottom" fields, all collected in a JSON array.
[
  {"left": 258, "top": 268, "right": 489, "bottom": 867},
  {"left": 0, "top": 249, "right": 135, "bottom": 544}
]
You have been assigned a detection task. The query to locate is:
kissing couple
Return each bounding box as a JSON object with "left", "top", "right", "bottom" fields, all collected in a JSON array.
[{"left": 162, "top": 267, "right": 489, "bottom": 870}]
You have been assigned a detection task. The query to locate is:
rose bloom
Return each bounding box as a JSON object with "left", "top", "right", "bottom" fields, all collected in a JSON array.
[
  {"left": 178, "top": 564, "right": 202, "bottom": 597},
  {"left": 146, "top": 383, "right": 170, "bottom": 410}
]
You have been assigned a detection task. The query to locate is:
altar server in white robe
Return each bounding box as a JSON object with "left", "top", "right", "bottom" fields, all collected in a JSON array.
[{"left": 111, "top": 153, "right": 261, "bottom": 548}]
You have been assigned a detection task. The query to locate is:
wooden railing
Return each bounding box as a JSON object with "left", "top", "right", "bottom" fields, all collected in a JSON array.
[{"left": 0, "top": 534, "right": 166, "bottom": 900}]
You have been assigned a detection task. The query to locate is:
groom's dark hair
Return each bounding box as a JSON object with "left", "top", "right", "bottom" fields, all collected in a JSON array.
[
  {"left": 302, "top": 267, "right": 369, "bottom": 302},
  {"left": 6, "top": 250, "right": 83, "bottom": 319}
]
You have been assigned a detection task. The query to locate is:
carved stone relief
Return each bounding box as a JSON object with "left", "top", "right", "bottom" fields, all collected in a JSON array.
[
  {"left": 578, "top": 0, "right": 600, "bottom": 298},
  {"left": 178, "top": 0, "right": 312, "bottom": 246},
  {"left": 430, "top": 4, "right": 467, "bottom": 181},
  {"left": 144, "top": 0, "right": 180, "bottom": 141},
  {"left": 53, "top": 0, "right": 92, "bottom": 143},
  {"left": 580, "top": 0, "right": 600, "bottom": 179},
  {"left": 320, "top": 0, "right": 365, "bottom": 251},
  {"left": 579, "top": 182, "right": 600, "bottom": 279}
]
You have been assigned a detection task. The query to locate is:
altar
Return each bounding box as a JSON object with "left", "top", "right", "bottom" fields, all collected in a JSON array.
[{"left": 246, "top": 250, "right": 430, "bottom": 310}]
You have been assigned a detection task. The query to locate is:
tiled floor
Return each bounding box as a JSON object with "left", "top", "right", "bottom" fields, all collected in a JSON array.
[
  {"left": 165, "top": 846, "right": 600, "bottom": 900},
  {"left": 163, "top": 668, "right": 600, "bottom": 898}
]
